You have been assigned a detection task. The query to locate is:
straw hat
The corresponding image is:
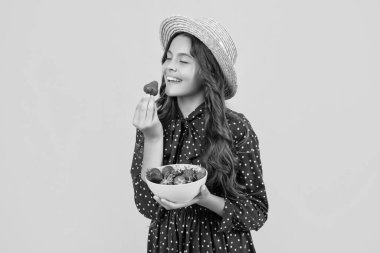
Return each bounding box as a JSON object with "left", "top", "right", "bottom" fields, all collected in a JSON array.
[{"left": 159, "top": 15, "right": 238, "bottom": 100}]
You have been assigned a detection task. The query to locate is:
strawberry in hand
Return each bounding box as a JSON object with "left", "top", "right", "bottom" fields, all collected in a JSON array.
[{"left": 143, "top": 81, "right": 159, "bottom": 96}]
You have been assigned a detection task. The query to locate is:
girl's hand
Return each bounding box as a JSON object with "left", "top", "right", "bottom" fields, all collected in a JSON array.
[
  {"left": 153, "top": 185, "right": 211, "bottom": 210},
  {"left": 133, "top": 94, "right": 163, "bottom": 141}
]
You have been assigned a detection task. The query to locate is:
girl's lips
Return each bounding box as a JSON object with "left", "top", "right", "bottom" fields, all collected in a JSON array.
[
  {"left": 167, "top": 80, "right": 182, "bottom": 84},
  {"left": 166, "top": 75, "right": 182, "bottom": 82},
  {"left": 166, "top": 76, "right": 182, "bottom": 84}
]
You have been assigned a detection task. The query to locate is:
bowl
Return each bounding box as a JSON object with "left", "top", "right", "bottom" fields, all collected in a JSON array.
[{"left": 144, "top": 164, "right": 208, "bottom": 203}]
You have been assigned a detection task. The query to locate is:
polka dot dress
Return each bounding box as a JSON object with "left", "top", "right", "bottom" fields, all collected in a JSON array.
[{"left": 131, "top": 102, "right": 269, "bottom": 252}]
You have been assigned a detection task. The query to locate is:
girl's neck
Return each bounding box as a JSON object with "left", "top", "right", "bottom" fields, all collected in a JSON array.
[{"left": 177, "top": 94, "right": 205, "bottom": 118}]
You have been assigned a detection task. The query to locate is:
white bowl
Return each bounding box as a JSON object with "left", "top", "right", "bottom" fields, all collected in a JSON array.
[{"left": 145, "top": 164, "right": 207, "bottom": 203}]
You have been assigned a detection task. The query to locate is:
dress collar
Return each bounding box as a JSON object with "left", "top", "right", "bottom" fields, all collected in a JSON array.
[
  {"left": 176, "top": 101, "right": 206, "bottom": 122},
  {"left": 165, "top": 101, "right": 207, "bottom": 163}
]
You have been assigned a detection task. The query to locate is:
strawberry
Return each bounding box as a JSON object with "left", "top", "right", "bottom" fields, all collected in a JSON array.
[
  {"left": 145, "top": 168, "right": 162, "bottom": 183},
  {"left": 161, "top": 165, "right": 175, "bottom": 178},
  {"left": 143, "top": 81, "right": 158, "bottom": 96},
  {"left": 195, "top": 169, "right": 207, "bottom": 180},
  {"left": 182, "top": 168, "right": 195, "bottom": 182},
  {"left": 173, "top": 175, "right": 187, "bottom": 185}
]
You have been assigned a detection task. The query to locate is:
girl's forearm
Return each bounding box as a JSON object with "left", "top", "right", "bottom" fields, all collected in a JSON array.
[
  {"left": 198, "top": 194, "right": 226, "bottom": 217},
  {"left": 141, "top": 137, "right": 163, "bottom": 183}
]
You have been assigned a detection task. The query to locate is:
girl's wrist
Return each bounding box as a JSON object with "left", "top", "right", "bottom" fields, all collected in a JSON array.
[
  {"left": 198, "top": 193, "right": 225, "bottom": 217},
  {"left": 198, "top": 192, "right": 212, "bottom": 206},
  {"left": 144, "top": 134, "right": 163, "bottom": 143}
]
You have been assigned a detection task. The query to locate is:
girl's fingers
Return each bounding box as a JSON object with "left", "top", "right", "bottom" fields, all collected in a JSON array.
[
  {"left": 153, "top": 196, "right": 171, "bottom": 210},
  {"left": 145, "top": 95, "right": 151, "bottom": 120},
  {"left": 145, "top": 96, "right": 153, "bottom": 120},
  {"left": 152, "top": 102, "right": 158, "bottom": 122},
  {"left": 133, "top": 97, "right": 145, "bottom": 126},
  {"left": 160, "top": 198, "right": 179, "bottom": 209},
  {"left": 153, "top": 195, "right": 199, "bottom": 209},
  {"left": 132, "top": 108, "right": 139, "bottom": 127},
  {"left": 146, "top": 96, "right": 156, "bottom": 122},
  {"left": 154, "top": 196, "right": 175, "bottom": 210},
  {"left": 159, "top": 197, "right": 197, "bottom": 209},
  {"left": 133, "top": 94, "right": 151, "bottom": 126}
]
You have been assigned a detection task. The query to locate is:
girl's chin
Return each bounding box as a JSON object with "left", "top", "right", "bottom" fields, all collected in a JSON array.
[
  {"left": 165, "top": 87, "right": 186, "bottom": 97},
  {"left": 165, "top": 86, "right": 204, "bottom": 99},
  {"left": 166, "top": 93, "right": 184, "bottom": 97}
]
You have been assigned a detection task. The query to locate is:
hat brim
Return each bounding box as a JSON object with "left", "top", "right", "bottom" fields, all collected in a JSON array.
[{"left": 159, "top": 15, "right": 237, "bottom": 100}]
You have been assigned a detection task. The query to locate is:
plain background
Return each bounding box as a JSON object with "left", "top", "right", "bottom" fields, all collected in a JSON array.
[{"left": 1, "top": 0, "right": 379, "bottom": 252}]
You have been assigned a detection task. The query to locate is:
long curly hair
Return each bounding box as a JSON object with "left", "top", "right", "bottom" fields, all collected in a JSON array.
[{"left": 156, "top": 32, "right": 246, "bottom": 200}]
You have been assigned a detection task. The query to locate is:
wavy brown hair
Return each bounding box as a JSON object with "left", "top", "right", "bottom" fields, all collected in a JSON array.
[{"left": 156, "top": 32, "right": 247, "bottom": 200}]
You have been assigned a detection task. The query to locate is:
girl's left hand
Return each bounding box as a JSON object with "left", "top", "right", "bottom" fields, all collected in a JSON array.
[{"left": 153, "top": 185, "right": 210, "bottom": 210}]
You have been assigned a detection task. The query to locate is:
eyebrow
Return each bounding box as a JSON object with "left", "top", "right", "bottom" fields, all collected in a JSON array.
[{"left": 167, "top": 50, "right": 193, "bottom": 58}]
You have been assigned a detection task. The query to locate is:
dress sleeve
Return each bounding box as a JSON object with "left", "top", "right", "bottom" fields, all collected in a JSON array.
[
  {"left": 217, "top": 114, "right": 269, "bottom": 233},
  {"left": 130, "top": 128, "right": 160, "bottom": 220}
]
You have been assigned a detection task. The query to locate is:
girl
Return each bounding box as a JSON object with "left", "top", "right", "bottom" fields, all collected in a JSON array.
[{"left": 131, "top": 15, "right": 269, "bottom": 253}]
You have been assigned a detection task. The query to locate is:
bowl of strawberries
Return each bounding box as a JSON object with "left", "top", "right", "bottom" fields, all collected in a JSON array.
[{"left": 144, "top": 164, "right": 208, "bottom": 203}]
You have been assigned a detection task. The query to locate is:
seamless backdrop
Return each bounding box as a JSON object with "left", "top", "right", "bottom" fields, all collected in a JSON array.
[{"left": 0, "top": 0, "right": 379, "bottom": 252}]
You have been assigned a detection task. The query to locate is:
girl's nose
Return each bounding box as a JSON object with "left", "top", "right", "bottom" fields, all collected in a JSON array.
[{"left": 166, "top": 61, "right": 177, "bottom": 72}]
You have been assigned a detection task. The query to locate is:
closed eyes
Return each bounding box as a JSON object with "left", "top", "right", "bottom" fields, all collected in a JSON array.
[{"left": 165, "top": 57, "right": 188, "bottom": 64}]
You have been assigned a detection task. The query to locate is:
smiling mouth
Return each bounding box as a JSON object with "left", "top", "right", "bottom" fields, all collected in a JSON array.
[{"left": 166, "top": 76, "right": 182, "bottom": 84}]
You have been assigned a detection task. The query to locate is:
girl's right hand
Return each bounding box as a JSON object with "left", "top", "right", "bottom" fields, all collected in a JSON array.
[{"left": 132, "top": 94, "right": 163, "bottom": 141}]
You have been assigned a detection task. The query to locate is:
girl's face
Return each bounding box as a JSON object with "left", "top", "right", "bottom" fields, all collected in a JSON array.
[{"left": 162, "top": 35, "right": 204, "bottom": 99}]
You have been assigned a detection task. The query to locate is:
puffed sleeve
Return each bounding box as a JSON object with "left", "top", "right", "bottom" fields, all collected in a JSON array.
[
  {"left": 130, "top": 128, "right": 160, "bottom": 220},
  {"left": 217, "top": 113, "right": 269, "bottom": 233}
]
